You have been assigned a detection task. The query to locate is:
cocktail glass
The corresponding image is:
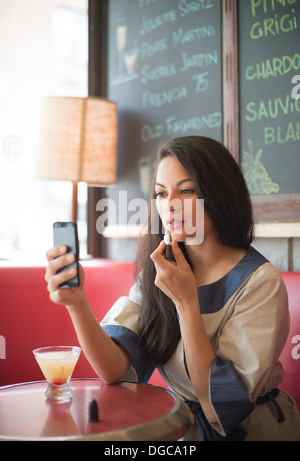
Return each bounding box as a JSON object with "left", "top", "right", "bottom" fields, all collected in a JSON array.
[{"left": 33, "top": 346, "right": 81, "bottom": 402}]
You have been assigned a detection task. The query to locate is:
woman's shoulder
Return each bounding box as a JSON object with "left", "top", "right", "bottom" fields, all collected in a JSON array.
[
  {"left": 245, "top": 247, "right": 285, "bottom": 284},
  {"left": 238, "top": 247, "right": 286, "bottom": 298},
  {"left": 197, "top": 246, "right": 285, "bottom": 315},
  {"left": 239, "top": 250, "right": 288, "bottom": 314}
]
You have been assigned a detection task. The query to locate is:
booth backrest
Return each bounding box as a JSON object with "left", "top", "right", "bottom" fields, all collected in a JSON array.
[
  {"left": 278, "top": 272, "right": 300, "bottom": 407},
  {"left": 0, "top": 261, "right": 136, "bottom": 386},
  {"left": 0, "top": 264, "right": 299, "bottom": 407}
]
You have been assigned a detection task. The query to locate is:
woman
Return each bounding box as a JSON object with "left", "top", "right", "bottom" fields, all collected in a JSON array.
[{"left": 46, "top": 136, "right": 300, "bottom": 441}]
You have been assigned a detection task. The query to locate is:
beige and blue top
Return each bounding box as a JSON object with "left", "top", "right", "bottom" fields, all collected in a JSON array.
[{"left": 101, "top": 246, "right": 300, "bottom": 441}]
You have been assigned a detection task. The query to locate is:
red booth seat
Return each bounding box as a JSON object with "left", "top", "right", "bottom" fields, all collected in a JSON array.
[
  {"left": 0, "top": 262, "right": 299, "bottom": 409},
  {"left": 0, "top": 260, "right": 164, "bottom": 388}
]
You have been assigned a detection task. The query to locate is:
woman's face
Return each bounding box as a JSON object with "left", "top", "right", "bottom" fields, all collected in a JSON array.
[{"left": 154, "top": 156, "right": 207, "bottom": 243}]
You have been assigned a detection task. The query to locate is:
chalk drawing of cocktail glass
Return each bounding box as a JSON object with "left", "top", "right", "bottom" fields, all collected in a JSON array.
[
  {"left": 124, "top": 48, "right": 139, "bottom": 74},
  {"left": 116, "top": 18, "right": 127, "bottom": 76},
  {"left": 33, "top": 346, "right": 81, "bottom": 402}
]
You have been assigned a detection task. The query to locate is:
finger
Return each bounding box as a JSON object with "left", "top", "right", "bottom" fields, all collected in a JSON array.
[
  {"left": 49, "top": 285, "right": 76, "bottom": 305},
  {"left": 46, "top": 246, "right": 67, "bottom": 262},
  {"left": 45, "top": 253, "right": 75, "bottom": 282},
  {"left": 47, "top": 266, "right": 77, "bottom": 293},
  {"left": 48, "top": 263, "right": 84, "bottom": 291},
  {"left": 150, "top": 240, "right": 165, "bottom": 263}
]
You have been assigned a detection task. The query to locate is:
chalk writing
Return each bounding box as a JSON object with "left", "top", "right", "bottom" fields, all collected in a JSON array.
[
  {"left": 165, "top": 112, "right": 222, "bottom": 134},
  {"left": 139, "top": 0, "right": 158, "bottom": 8},
  {"left": 140, "top": 111, "right": 222, "bottom": 142},
  {"left": 245, "top": 53, "right": 300, "bottom": 80},
  {"left": 141, "top": 123, "right": 164, "bottom": 142},
  {"left": 140, "top": 38, "right": 169, "bottom": 60},
  {"left": 250, "top": 9, "right": 298, "bottom": 39},
  {"left": 140, "top": 62, "right": 178, "bottom": 84},
  {"left": 180, "top": 50, "right": 218, "bottom": 71},
  {"left": 250, "top": 0, "right": 298, "bottom": 18},
  {"left": 139, "top": 10, "right": 177, "bottom": 35},
  {"left": 239, "top": 0, "right": 300, "bottom": 195},
  {"left": 246, "top": 94, "right": 300, "bottom": 121},
  {"left": 178, "top": 0, "right": 213, "bottom": 18},
  {"left": 192, "top": 72, "right": 210, "bottom": 93},
  {"left": 108, "top": 0, "right": 222, "bottom": 196},
  {"left": 172, "top": 25, "right": 216, "bottom": 47},
  {"left": 264, "top": 121, "right": 300, "bottom": 144},
  {"left": 142, "top": 86, "right": 188, "bottom": 109}
]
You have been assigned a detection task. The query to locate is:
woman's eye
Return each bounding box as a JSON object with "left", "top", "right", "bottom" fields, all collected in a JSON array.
[
  {"left": 154, "top": 191, "right": 165, "bottom": 198},
  {"left": 181, "top": 189, "right": 195, "bottom": 195}
]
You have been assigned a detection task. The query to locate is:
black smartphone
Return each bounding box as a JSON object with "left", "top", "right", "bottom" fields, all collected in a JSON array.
[{"left": 53, "top": 221, "right": 80, "bottom": 288}]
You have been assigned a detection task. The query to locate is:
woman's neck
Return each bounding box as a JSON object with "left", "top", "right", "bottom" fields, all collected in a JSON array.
[{"left": 185, "top": 238, "right": 247, "bottom": 286}]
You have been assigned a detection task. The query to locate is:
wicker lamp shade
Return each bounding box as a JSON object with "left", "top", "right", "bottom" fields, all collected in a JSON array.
[{"left": 36, "top": 96, "right": 117, "bottom": 185}]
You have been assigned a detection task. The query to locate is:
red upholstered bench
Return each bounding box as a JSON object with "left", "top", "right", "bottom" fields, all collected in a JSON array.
[
  {"left": 278, "top": 272, "right": 300, "bottom": 407},
  {"left": 0, "top": 260, "right": 165, "bottom": 388},
  {"left": 0, "top": 263, "right": 299, "bottom": 409}
]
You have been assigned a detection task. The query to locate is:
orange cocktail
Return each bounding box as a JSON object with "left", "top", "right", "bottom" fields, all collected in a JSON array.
[{"left": 33, "top": 346, "right": 81, "bottom": 402}]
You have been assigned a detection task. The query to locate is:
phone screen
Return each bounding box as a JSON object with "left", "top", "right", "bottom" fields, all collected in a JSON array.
[{"left": 53, "top": 221, "right": 80, "bottom": 288}]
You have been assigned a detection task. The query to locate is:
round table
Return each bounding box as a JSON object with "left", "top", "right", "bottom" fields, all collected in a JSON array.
[{"left": 0, "top": 379, "right": 193, "bottom": 441}]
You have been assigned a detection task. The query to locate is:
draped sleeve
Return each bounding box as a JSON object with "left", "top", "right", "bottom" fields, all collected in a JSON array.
[{"left": 100, "top": 281, "right": 155, "bottom": 383}]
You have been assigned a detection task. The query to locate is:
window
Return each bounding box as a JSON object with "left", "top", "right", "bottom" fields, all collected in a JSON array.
[{"left": 0, "top": 0, "right": 88, "bottom": 262}]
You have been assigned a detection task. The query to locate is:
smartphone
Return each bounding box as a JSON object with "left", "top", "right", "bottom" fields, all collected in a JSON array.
[{"left": 53, "top": 221, "right": 80, "bottom": 288}]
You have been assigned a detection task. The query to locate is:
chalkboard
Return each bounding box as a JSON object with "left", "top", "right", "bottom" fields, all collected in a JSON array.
[
  {"left": 239, "top": 0, "right": 300, "bottom": 196},
  {"left": 107, "top": 0, "right": 223, "bottom": 205}
]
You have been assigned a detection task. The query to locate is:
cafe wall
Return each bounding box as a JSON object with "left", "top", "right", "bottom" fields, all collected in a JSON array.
[{"left": 94, "top": 0, "right": 300, "bottom": 271}]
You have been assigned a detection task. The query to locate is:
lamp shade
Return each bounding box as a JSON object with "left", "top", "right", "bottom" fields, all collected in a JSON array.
[{"left": 35, "top": 96, "right": 117, "bottom": 185}]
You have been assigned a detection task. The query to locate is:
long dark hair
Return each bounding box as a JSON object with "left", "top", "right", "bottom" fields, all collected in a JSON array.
[{"left": 135, "top": 136, "right": 254, "bottom": 366}]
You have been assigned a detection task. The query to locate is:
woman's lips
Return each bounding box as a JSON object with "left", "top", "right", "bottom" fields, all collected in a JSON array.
[{"left": 167, "top": 219, "right": 185, "bottom": 231}]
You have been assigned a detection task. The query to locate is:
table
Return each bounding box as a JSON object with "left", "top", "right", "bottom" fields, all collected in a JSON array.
[{"left": 0, "top": 379, "right": 193, "bottom": 441}]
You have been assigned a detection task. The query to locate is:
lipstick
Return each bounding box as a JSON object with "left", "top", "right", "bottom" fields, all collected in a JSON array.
[
  {"left": 88, "top": 399, "right": 99, "bottom": 423},
  {"left": 164, "top": 234, "right": 174, "bottom": 262}
]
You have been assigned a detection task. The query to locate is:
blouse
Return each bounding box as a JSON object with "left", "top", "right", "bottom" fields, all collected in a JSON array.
[{"left": 101, "top": 246, "right": 300, "bottom": 441}]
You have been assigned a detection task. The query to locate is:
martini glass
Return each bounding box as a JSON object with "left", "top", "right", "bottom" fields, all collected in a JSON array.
[{"left": 33, "top": 346, "right": 81, "bottom": 402}]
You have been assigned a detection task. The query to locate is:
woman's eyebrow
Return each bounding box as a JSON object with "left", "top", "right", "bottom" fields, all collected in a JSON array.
[{"left": 155, "top": 179, "right": 193, "bottom": 188}]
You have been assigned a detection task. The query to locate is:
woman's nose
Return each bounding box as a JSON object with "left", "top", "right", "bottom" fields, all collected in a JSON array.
[{"left": 167, "top": 193, "right": 181, "bottom": 213}]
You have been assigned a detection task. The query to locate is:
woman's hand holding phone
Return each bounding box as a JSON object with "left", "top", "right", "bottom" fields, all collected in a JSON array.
[
  {"left": 45, "top": 245, "right": 85, "bottom": 309},
  {"left": 45, "top": 245, "right": 132, "bottom": 384}
]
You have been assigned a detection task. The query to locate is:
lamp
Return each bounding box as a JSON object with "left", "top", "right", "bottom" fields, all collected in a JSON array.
[{"left": 35, "top": 96, "right": 117, "bottom": 221}]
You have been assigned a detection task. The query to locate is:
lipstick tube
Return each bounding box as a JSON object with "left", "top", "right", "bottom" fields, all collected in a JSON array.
[{"left": 164, "top": 234, "right": 174, "bottom": 261}]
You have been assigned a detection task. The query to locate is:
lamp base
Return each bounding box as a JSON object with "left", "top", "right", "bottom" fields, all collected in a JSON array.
[{"left": 71, "top": 183, "right": 78, "bottom": 222}]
